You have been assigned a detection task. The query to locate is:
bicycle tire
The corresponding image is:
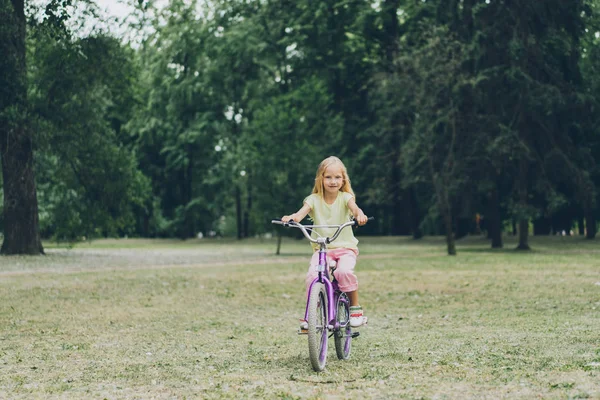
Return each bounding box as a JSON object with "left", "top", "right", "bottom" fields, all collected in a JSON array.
[
  {"left": 307, "top": 282, "right": 328, "bottom": 372},
  {"left": 334, "top": 293, "right": 352, "bottom": 360}
]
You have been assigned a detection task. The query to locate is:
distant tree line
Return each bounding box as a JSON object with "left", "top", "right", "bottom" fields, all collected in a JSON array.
[{"left": 1, "top": 0, "right": 599, "bottom": 254}]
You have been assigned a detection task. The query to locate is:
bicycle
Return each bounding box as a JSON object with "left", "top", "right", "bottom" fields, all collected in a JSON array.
[{"left": 271, "top": 217, "right": 373, "bottom": 372}]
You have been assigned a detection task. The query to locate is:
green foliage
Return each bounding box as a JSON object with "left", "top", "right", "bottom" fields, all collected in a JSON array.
[
  {"left": 126, "top": 0, "right": 227, "bottom": 238},
  {"left": 28, "top": 25, "right": 150, "bottom": 240},
  {"left": 10, "top": 0, "right": 600, "bottom": 244},
  {"left": 248, "top": 78, "right": 343, "bottom": 231}
]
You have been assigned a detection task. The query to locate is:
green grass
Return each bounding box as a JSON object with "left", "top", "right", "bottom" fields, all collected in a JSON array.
[{"left": 1, "top": 235, "right": 599, "bottom": 399}]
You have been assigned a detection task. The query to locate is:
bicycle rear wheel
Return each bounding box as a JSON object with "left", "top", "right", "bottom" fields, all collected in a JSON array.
[
  {"left": 334, "top": 292, "right": 352, "bottom": 360},
  {"left": 307, "top": 282, "right": 328, "bottom": 372}
]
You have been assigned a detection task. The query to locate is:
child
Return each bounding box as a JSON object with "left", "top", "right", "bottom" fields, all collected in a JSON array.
[{"left": 282, "top": 156, "right": 368, "bottom": 328}]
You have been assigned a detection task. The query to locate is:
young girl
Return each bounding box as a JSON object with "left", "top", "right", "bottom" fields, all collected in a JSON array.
[{"left": 282, "top": 156, "right": 368, "bottom": 328}]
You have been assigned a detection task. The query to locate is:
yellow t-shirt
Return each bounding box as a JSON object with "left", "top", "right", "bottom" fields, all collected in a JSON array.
[{"left": 303, "top": 192, "right": 359, "bottom": 251}]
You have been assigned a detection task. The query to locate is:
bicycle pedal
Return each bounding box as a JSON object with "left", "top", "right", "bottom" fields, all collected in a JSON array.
[
  {"left": 351, "top": 332, "right": 360, "bottom": 338},
  {"left": 297, "top": 329, "right": 308, "bottom": 335}
]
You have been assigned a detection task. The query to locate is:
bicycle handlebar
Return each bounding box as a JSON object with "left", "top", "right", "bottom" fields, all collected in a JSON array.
[{"left": 271, "top": 217, "right": 374, "bottom": 245}]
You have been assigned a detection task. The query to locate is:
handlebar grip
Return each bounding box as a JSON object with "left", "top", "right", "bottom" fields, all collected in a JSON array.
[
  {"left": 271, "top": 219, "right": 297, "bottom": 227},
  {"left": 353, "top": 216, "right": 375, "bottom": 223},
  {"left": 352, "top": 216, "right": 374, "bottom": 227}
]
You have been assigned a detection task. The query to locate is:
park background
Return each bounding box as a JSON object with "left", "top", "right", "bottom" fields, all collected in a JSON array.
[
  {"left": 1, "top": 0, "right": 600, "bottom": 254},
  {"left": 1, "top": 1, "right": 600, "bottom": 399}
]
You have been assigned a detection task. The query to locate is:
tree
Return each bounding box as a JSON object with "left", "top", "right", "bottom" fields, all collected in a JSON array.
[
  {"left": 578, "top": 0, "right": 600, "bottom": 239},
  {"left": 27, "top": 29, "right": 151, "bottom": 241},
  {"left": 127, "top": 0, "right": 227, "bottom": 238},
  {"left": 360, "top": 0, "right": 426, "bottom": 238},
  {"left": 0, "top": 0, "right": 43, "bottom": 254},
  {"left": 401, "top": 29, "right": 471, "bottom": 255},
  {"left": 502, "top": 0, "right": 591, "bottom": 249}
]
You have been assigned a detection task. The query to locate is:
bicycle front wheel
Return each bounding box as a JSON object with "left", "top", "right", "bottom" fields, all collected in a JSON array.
[{"left": 307, "top": 282, "right": 328, "bottom": 372}]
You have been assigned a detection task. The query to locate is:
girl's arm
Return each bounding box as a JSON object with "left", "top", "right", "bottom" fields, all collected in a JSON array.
[
  {"left": 282, "top": 203, "right": 312, "bottom": 223},
  {"left": 348, "top": 198, "right": 368, "bottom": 226}
]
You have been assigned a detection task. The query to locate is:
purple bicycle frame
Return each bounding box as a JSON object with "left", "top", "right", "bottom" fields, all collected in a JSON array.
[{"left": 303, "top": 248, "right": 338, "bottom": 325}]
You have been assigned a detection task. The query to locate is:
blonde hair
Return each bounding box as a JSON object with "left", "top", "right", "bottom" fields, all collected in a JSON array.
[{"left": 312, "top": 156, "right": 355, "bottom": 198}]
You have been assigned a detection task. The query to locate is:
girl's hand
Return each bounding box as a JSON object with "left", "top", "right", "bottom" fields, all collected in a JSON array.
[
  {"left": 356, "top": 214, "right": 368, "bottom": 226},
  {"left": 282, "top": 214, "right": 295, "bottom": 223}
]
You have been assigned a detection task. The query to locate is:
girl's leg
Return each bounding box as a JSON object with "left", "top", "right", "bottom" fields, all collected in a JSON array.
[
  {"left": 330, "top": 249, "right": 366, "bottom": 326},
  {"left": 331, "top": 248, "right": 358, "bottom": 295},
  {"left": 347, "top": 290, "right": 359, "bottom": 307}
]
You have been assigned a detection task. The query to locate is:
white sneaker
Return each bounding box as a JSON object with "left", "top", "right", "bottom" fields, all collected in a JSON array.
[
  {"left": 350, "top": 306, "right": 367, "bottom": 327},
  {"left": 299, "top": 320, "right": 308, "bottom": 333}
]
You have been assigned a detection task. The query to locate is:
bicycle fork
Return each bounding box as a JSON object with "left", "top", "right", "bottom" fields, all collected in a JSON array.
[{"left": 304, "top": 250, "right": 336, "bottom": 326}]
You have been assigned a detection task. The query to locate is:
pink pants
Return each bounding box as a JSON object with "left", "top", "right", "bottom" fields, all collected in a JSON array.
[{"left": 305, "top": 248, "right": 359, "bottom": 293}]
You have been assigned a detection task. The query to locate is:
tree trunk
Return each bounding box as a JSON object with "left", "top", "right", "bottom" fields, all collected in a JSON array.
[
  {"left": 577, "top": 216, "right": 584, "bottom": 236},
  {"left": 443, "top": 209, "right": 456, "bottom": 255},
  {"left": 516, "top": 159, "right": 530, "bottom": 250},
  {"left": 435, "top": 175, "right": 456, "bottom": 255},
  {"left": 275, "top": 232, "right": 282, "bottom": 255},
  {"left": 408, "top": 187, "right": 423, "bottom": 239},
  {"left": 487, "top": 185, "right": 503, "bottom": 248},
  {"left": 584, "top": 207, "right": 596, "bottom": 239},
  {"left": 0, "top": 0, "right": 44, "bottom": 255},
  {"left": 517, "top": 218, "right": 530, "bottom": 250},
  {"left": 243, "top": 180, "right": 251, "bottom": 238},
  {"left": 390, "top": 184, "right": 403, "bottom": 235},
  {"left": 581, "top": 189, "right": 597, "bottom": 239},
  {"left": 179, "top": 146, "right": 194, "bottom": 240},
  {"left": 235, "top": 185, "right": 242, "bottom": 240}
]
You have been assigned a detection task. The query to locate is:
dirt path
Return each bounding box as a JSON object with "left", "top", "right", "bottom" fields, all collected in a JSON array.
[{"left": 0, "top": 248, "right": 401, "bottom": 277}]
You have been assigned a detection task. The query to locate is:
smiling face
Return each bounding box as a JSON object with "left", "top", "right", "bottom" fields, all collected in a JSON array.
[
  {"left": 311, "top": 156, "right": 355, "bottom": 198},
  {"left": 322, "top": 163, "right": 344, "bottom": 197}
]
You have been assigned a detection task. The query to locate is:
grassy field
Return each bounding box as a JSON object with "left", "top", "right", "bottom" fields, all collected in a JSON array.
[{"left": 1, "top": 235, "right": 599, "bottom": 399}]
